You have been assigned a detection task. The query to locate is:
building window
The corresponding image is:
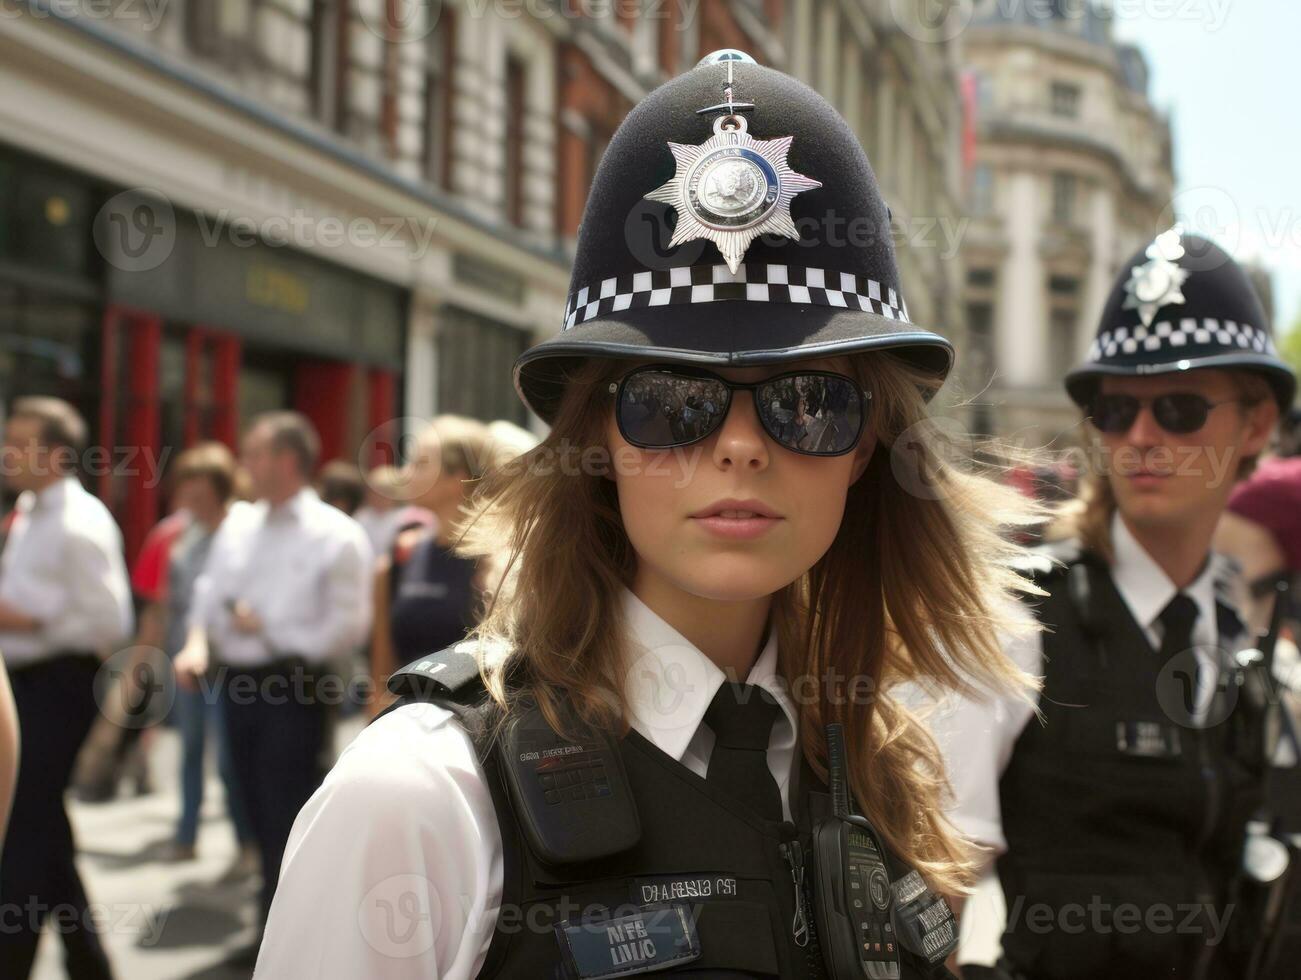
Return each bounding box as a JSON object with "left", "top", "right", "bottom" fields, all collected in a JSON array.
[
  {"left": 187, "top": 0, "right": 257, "bottom": 63},
  {"left": 436, "top": 308, "right": 529, "bottom": 425},
  {"left": 970, "top": 165, "right": 994, "bottom": 216},
  {"left": 504, "top": 56, "right": 527, "bottom": 227},
  {"left": 1051, "top": 307, "right": 1078, "bottom": 379},
  {"left": 966, "top": 301, "right": 995, "bottom": 433},
  {"left": 967, "top": 268, "right": 996, "bottom": 288},
  {"left": 422, "top": 11, "right": 454, "bottom": 186},
  {"left": 1051, "top": 81, "right": 1080, "bottom": 118},
  {"left": 308, "top": 0, "right": 347, "bottom": 131},
  {"left": 1049, "top": 275, "right": 1079, "bottom": 296},
  {"left": 1051, "top": 172, "right": 1076, "bottom": 225}
]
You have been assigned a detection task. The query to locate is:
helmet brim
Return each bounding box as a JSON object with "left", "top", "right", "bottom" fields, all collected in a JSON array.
[
  {"left": 513, "top": 301, "right": 954, "bottom": 424},
  {"left": 1065, "top": 352, "right": 1296, "bottom": 412}
]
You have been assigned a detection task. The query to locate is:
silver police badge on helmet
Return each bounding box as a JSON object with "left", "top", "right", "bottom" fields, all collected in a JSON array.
[
  {"left": 644, "top": 51, "right": 822, "bottom": 275},
  {"left": 1122, "top": 224, "right": 1191, "bottom": 328}
]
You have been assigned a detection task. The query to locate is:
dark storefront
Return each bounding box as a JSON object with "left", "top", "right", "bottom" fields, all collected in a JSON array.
[{"left": 0, "top": 146, "right": 406, "bottom": 559}]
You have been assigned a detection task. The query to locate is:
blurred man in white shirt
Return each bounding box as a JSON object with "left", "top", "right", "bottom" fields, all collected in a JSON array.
[
  {"left": 0, "top": 396, "right": 132, "bottom": 980},
  {"left": 177, "top": 411, "right": 372, "bottom": 927}
]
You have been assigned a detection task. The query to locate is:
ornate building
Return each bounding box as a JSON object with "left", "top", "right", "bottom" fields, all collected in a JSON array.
[
  {"left": 960, "top": 2, "right": 1175, "bottom": 438},
  {"left": 0, "top": 0, "right": 967, "bottom": 555}
]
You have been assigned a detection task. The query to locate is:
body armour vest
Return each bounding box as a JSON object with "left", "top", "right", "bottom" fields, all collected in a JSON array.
[
  {"left": 996, "top": 542, "right": 1267, "bottom": 980},
  {"left": 386, "top": 645, "right": 957, "bottom": 980}
]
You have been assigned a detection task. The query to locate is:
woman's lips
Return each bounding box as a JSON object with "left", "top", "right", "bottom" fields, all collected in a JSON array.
[{"left": 690, "top": 513, "right": 783, "bottom": 539}]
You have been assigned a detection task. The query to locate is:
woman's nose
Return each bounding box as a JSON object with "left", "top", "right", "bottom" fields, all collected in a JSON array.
[{"left": 712, "top": 391, "right": 770, "bottom": 468}]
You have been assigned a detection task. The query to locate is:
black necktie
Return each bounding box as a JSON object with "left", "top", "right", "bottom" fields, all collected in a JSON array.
[
  {"left": 704, "top": 682, "right": 783, "bottom": 821},
  {"left": 1158, "top": 593, "right": 1199, "bottom": 660}
]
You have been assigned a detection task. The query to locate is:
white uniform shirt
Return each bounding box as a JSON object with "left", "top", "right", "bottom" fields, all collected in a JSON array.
[
  {"left": 189, "top": 487, "right": 373, "bottom": 666},
  {"left": 0, "top": 476, "right": 132, "bottom": 667},
  {"left": 255, "top": 588, "right": 800, "bottom": 979},
  {"left": 926, "top": 513, "right": 1229, "bottom": 855}
]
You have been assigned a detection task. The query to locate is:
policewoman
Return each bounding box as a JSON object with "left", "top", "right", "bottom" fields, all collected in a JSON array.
[
  {"left": 933, "top": 229, "right": 1295, "bottom": 980},
  {"left": 256, "top": 52, "right": 1038, "bottom": 979}
]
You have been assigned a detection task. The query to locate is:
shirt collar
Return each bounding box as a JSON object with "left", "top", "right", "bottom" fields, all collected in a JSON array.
[
  {"left": 619, "top": 587, "right": 798, "bottom": 764},
  {"left": 1110, "top": 511, "right": 1219, "bottom": 641},
  {"left": 263, "top": 485, "right": 315, "bottom": 523},
  {"left": 24, "top": 476, "right": 74, "bottom": 513}
]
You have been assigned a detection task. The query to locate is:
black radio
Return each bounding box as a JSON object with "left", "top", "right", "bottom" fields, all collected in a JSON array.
[{"left": 811, "top": 724, "right": 957, "bottom": 979}]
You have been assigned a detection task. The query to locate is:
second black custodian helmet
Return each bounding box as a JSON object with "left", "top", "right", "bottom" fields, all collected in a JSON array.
[
  {"left": 514, "top": 51, "right": 955, "bottom": 424},
  {"left": 1066, "top": 226, "right": 1295, "bottom": 411}
]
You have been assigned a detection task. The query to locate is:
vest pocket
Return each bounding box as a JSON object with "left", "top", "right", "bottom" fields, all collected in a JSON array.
[{"left": 688, "top": 901, "right": 781, "bottom": 976}]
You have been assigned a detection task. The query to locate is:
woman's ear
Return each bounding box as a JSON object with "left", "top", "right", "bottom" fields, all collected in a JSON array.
[{"left": 849, "top": 432, "right": 878, "bottom": 484}]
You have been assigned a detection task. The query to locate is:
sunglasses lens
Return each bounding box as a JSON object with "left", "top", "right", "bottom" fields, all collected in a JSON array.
[
  {"left": 1091, "top": 395, "right": 1139, "bottom": 434},
  {"left": 618, "top": 370, "right": 728, "bottom": 448},
  {"left": 1153, "top": 393, "right": 1211, "bottom": 434},
  {"left": 757, "top": 374, "right": 864, "bottom": 455}
]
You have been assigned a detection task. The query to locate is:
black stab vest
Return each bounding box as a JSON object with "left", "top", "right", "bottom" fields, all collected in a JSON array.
[
  {"left": 996, "top": 544, "right": 1265, "bottom": 980},
  {"left": 385, "top": 647, "right": 955, "bottom": 980}
]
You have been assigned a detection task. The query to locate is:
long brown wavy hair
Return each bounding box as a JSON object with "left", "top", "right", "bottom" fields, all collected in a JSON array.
[{"left": 452, "top": 351, "right": 1042, "bottom": 894}]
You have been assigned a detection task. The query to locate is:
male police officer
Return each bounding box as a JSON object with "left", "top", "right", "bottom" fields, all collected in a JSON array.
[{"left": 934, "top": 228, "right": 1294, "bottom": 980}]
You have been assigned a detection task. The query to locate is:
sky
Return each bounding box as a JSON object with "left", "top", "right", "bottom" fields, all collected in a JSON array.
[{"left": 1112, "top": 1, "right": 1301, "bottom": 335}]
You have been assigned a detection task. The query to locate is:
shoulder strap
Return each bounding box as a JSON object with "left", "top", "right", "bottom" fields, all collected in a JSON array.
[{"left": 378, "top": 641, "right": 499, "bottom": 750}]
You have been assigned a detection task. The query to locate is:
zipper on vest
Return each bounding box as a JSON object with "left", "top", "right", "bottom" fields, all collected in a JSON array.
[
  {"left": 1189, "top": 726, "right": 1221, "bottom": 978},
  {"left": 779, "top": 824, "right": 811, "bottom": 948}
]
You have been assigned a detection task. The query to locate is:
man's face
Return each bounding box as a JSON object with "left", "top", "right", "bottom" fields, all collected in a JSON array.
[
  {"left": 240, "top": 425, "right": 291, "bottom": 502},
  {"left": 607, "top": 356, "right": 876, "bottom": 605},
  {"left": 2, "top": 416, "right": 54, "bottom": 494},
  {"left": 1094, "top": 369, "right": 1276, "bottom": 530}
]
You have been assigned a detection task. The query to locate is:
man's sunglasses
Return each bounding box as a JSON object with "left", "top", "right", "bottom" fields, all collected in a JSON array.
[
  {"left": 608, "top": 364, "right": 870, "bottom": 456},
  {"left": 1089, "top": 392, "right": 1239, "bottom": 435}
]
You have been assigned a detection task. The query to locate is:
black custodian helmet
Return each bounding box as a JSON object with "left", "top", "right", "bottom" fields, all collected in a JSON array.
[
  {"left": 513, "top": 51, "right": 954, "bottom": 424},
  {"left": 1065, "top": 227, "right": 1295, "bottom": 411}
]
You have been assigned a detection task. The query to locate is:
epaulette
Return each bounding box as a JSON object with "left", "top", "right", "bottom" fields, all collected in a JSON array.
[
  {"left": 386, "top": 640, "right": 488, "bottom": 704},
  {"left": 378, "top": 640, "right": 516, "bottom": 757}
]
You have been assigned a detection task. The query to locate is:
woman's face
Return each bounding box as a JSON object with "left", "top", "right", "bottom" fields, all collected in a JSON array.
[{"left": 606, "top": 356, "right": 876, "bottom": 603}]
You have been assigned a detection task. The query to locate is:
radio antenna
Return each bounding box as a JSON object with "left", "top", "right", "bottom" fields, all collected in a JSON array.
[{"left": 826, "top": 723, "right": 851, "bottom": 819}]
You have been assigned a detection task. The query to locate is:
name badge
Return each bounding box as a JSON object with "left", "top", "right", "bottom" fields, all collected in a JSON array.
[
  {"left": 556, "top": 902, "right": 701, "bottom": 978},
  {"left": 1116, "top": 720, "right": 1182, "bottom": 758},
  {"left": 632, "top": 873, "right": 739, "bottom": 904}
]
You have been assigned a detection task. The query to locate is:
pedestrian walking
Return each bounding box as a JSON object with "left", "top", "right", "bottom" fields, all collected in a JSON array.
[
  {"left": 175, "top": 411, "right": 372, "bottom": 927},
  {"left": 157, "top": 442, "right": 256, "bottom": 870},
  {"left": 0, "top": 396, "right": 133, "bottom": 980}
]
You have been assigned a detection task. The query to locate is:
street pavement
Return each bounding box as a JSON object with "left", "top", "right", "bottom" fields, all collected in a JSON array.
[{"left": 32, "top": 717, "right": 365, "bottom": 980}]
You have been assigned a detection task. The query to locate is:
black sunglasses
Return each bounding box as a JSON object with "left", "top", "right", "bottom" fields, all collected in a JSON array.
[
  {"left": 608, "top": 364, "right": 870, "bottom": 456},
  {"left": 1090, "top": 392, "right": 1239, "bottom": 435}
]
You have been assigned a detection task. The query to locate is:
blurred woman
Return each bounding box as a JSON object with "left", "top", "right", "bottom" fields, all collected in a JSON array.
[
  {"left": 368, "top": 417, "right": 504, "bottom": 715},
  {"left": 159, "top": 443, "right": 254, "bottom": 867}
]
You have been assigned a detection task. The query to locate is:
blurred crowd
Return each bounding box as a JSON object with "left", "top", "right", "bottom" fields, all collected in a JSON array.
[{"left": 0, "top": 397, "right": 535, "bottom": 977}]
